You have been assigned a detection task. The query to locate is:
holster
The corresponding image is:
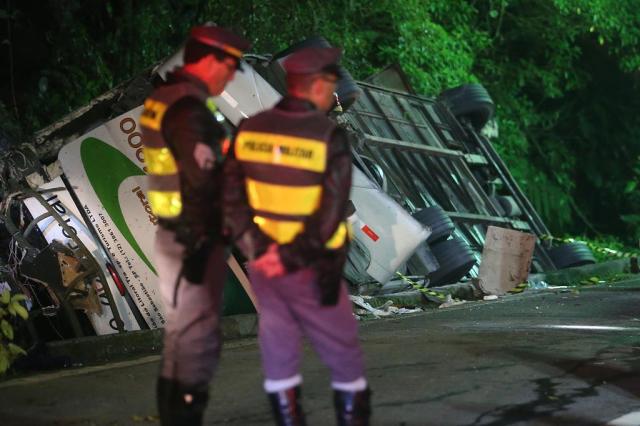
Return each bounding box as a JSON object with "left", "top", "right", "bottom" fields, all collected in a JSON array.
[
  {"left": 182, "top": 237, "right": 213, "bottom": 285},
  {"left": 316, "top": 250, "right": 345, "bottom": 306}
]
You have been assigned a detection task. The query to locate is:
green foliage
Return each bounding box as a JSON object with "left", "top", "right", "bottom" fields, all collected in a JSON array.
[
  {"left": 552, "top": 0, "right": 640, "bottom": 71},
  {"left": 3, "top": 0, "right": 640, "bottom": 243},
  {"left": 587, "top": 237, "right": 639, "bottom": 263},
  {"left": 0, "top": 290, "right": 28, "bottom": 375}
]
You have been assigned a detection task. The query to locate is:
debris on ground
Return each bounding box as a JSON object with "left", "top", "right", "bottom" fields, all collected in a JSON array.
[
  {"left": 438, "top": 294, "right": 467, "bottom": 309},
  {"left": 394, "top": 272, "right": 467, "bottom": 305},
  {"left": 350, "top": 295, "right": 422, "bottom": 319}
]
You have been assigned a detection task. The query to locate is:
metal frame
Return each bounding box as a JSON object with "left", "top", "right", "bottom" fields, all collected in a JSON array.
[
  {"left": 343, "top": 80, "right": 557, "bottom": 272},
  {"left": 2, "top": 187, "right": 126, "bottom": 338}
]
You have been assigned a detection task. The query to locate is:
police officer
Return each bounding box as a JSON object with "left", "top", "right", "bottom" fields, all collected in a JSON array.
[
  {"left": 139, "top": 25, "right": 250, "bottom": 426},
  {"left": 224, "top": 47, "right": 371, "bottom": 425}
]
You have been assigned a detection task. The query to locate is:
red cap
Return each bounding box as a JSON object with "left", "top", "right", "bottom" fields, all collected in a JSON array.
[
  {"left": 283, "top": 47, "right": 342, "bottom": 75},
  {"left": 189, "top": 25, "right": 251, "bottom": 59}
]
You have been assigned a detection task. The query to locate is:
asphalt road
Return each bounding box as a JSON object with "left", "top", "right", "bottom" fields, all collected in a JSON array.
[{"left": 2, "top": 280, "right": 640, "bottom": 425}]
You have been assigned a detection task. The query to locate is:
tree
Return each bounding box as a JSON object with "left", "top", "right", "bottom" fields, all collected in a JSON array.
[{"left": 2, "top": 0, "right": 640, "bottom": 243}]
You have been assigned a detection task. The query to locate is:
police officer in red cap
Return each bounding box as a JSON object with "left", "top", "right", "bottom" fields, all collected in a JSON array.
[
  {"left": 224, "top": 46, "right": 371, "bottom": 425},
  {"left": 140, "top": 24, "right": 250, "bottom": 426}
]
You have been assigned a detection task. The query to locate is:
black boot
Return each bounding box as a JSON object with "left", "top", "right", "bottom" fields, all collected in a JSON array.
[
  {"left": 157, "top": 377, "right": 209, "bottom": 426},
  {"left": 267, "top": 385, "right": 307, "bottom": 426},
  {"left": 333, "top": 388, "right": 371, "bottom": 426}
]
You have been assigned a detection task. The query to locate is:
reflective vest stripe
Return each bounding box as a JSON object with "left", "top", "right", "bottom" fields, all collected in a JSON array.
[
  {"left": 235, "top": 131, "right": 327, "bottom": 173},
  {"left": 253, "top": 216, "right": 348, "bottom": 249},
  {"left": 143, "top": 147, "right": 178, "bottom": 175},
  {"left": 140, "top": 99, "right": 168, "bottom": 131},
  {"left": 253, "top": 216, "right": 302, "bottom": 244},
  {"left": 147, "top": 190, "right": 182, "bottom": 218},
  {"left": 325, "top": 222, "right": 349, "bottom": 249},
  {"left": 246, "top": 178, "right": 322, "bottom": 216},
  {"left": 141, "top": 84, "right": 224, "bottom": 221}
]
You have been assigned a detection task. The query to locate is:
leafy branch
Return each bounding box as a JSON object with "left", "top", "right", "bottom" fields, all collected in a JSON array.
[{"left": 0, "top": 289, "right": 28, "bottom": 374}]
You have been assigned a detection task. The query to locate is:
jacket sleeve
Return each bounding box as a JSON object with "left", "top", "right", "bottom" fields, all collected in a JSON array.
[
  {"left": 278, "top": 126, "right": 353, "bottom": 271},
  {"left": 162, "top": 97, "right": 226, "bottom": 187},
  {"left": 222, "top": 131, "right": 273, "bottom": 259}
]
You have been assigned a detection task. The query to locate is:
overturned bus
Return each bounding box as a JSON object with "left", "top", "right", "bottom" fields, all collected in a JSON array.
[{"left": 0, "top": 37, "right": 594, "bottom": 341}]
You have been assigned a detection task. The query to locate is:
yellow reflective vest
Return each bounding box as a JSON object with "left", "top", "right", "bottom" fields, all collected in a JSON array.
[
  {"left": 234, "top": 107, "right": 348, "bottom": 251},
  {"left": 140, "top": 78, "right": 226, "bottom": 223}
]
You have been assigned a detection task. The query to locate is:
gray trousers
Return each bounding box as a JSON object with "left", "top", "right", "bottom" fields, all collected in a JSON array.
[
  {"left": 249, "top": 266, "right": 365, "bottom": 386},
  {"left": 154, "top": 227, "right": 227, "bottom": 386}
]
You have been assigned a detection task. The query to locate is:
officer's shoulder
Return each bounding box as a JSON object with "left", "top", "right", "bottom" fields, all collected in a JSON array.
[
  {"left": 237, "top": 108, "right": 274, "bottom": 127},
  {"left": 165, "top": 96, "right": 209, "bottom": 121},
  {"left": 329, "top": 126, "right": 352, "bottom": 151}
]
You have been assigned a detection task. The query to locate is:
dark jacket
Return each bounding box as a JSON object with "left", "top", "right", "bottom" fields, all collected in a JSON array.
[
  {"left": 155, "top": 70, "right": 227, "bottom": 242},
  {"left": 223, "top": 97, "right": 352, "bottom": 304}
]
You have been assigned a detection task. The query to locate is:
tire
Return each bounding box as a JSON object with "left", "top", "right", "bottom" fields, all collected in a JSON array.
[
  {"left": 406, "top": 243, "right": 440, "bottom": 276},
  {"left": 428, "top": 237, "right": 477, "bottom": 286},
  {"left": 438, "top": 84, "right": 495, "bottom": 131},
  {"left": 412, "top": 205, "right": 455, "bottom": 244},
  {"left": 344, "top": 236, "right": 373, "bottom": 285},
  {"left": 271, "top": 36, "right": 362, "bottom": 111},
  {"left": 547, "top": 242, "right": 596, "bottom": 269},
  {"left": 493, "top": 195, "right": 522, "bottom": 218},
  {"left": 354, "top": 155, "right": 387, "bottom": 192}
]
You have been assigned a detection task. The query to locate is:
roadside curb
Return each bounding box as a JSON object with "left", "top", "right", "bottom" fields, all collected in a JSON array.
[
  {"left": 530, "top": 258, "right": 633, "bottom": 286},
  {"left": 362, "top": 259, "right": 637, "bottom": 310},
  {"left": 45, "top": 313, "right": 258, "bottom": 365}
]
